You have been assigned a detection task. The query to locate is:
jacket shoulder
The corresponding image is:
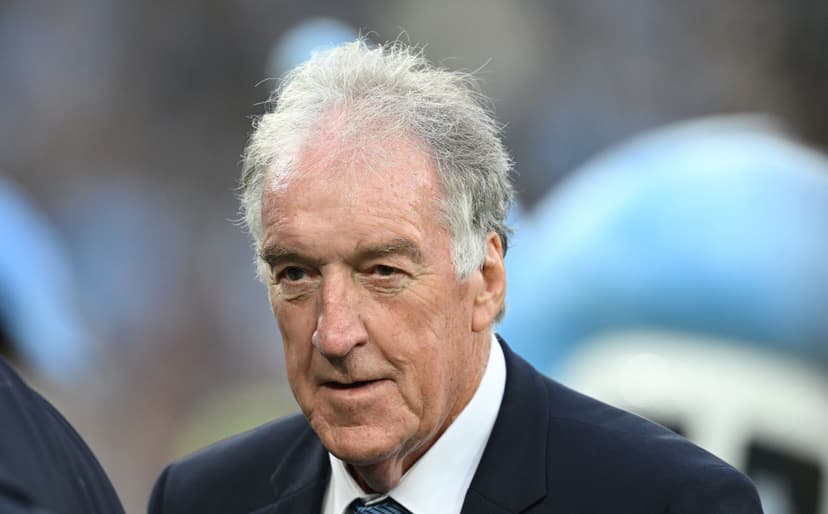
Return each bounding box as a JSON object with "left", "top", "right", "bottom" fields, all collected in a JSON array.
[
  {"left": 0, "top": 358, "right": 125, "bottom": 514},
  {"left": 539, "top": 377, "right": 762, "bottom": 512},
  {"left": 149, "top": 414, "right": 318, "bottom": 514},
  {"left": 489, "top": 343, "right": 760, "bottom": 512}
]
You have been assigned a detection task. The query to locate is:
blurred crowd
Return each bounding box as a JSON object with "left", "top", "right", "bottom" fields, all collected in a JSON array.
[{"left": 1, "top": 1, "right": 826, "bottom": 512}]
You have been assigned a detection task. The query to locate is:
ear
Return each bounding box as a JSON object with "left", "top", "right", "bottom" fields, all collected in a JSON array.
[{"left": 471, "top": 231, "right": 507, "bottom": 332}]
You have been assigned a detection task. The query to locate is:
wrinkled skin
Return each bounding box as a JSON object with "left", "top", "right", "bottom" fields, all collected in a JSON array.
[{"left": 259, "top": 128, "right": 506, "bottom": 493}]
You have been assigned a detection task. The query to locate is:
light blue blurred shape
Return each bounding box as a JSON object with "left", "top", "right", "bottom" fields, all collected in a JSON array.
[
  {"left": 266, "top": 17, "right": 358, "bottom": 78},
  {"left": 0, "top": 177, "right": 92, "bottom": 381},
  {"left": 500, "top": 115, "right": 828, "bottom": 373}
]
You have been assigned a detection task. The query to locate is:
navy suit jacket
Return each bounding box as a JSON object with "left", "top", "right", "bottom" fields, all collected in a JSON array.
[
  {"left": 149, "top": 340, "right": 762, "bottom": 513},
  {"left": 0, "top": 357, "right": 124, "bottom": 514}
]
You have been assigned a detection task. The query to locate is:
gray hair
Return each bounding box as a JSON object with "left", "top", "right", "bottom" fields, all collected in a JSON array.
[{"left": 240, "top": 39, "right": 513, "bottom": 280}]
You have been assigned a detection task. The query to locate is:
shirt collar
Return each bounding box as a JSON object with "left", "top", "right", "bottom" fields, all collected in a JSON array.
[{"left": 323, "top": 334, "right": 506, "bottom": 514}]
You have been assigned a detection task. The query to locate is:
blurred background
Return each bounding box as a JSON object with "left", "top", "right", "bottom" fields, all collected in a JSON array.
[{"left": 1, "top": 1, "right": 826, "bottom": 513}]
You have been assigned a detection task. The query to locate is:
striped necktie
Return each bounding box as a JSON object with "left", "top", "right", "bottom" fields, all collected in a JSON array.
[{"left": 349, "top": 497, "right": 410, "bottom": 514}]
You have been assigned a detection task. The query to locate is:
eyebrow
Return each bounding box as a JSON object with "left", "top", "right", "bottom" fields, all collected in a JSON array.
[
  {"left": 355, "top": 237, "right": 424, "bottom": 265},
  {"left": 259, "top": 246, "right": 321, "bottom": 268},
  {"left": 259, "top": 237, "right": 424, "bottom": 267}
]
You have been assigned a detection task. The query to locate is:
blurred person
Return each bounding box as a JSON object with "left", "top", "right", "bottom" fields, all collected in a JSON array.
[{"left": 148, "top": 40, "right": 762, "bottom": 514}]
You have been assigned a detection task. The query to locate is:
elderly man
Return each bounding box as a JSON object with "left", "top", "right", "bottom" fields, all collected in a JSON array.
[{"left": 149, "top": 41, "right": 762, "bottom": 514}]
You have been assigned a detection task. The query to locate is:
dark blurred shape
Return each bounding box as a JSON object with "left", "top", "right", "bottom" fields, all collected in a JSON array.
[
  {"left": 0, "top": 310, "right": 17, "bottom": 363},
  {"left": 748, "top": 442, "right": 822, "bottom": 514},
  {"left": 0, "top": 355, "right": 124, "bottom": 514},
  {"left": 775, "top": 0, "right": 828, "bottom": 151}
]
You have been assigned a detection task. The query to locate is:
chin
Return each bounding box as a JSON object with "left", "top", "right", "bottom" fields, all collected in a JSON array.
[{"left": 319, "top": 424, "right": 408, "bottom": 467}]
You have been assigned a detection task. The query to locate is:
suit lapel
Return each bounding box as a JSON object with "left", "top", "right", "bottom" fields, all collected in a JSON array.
[
  {"left": 461, "top": 338, "right": 549, "bottom": 514},
  {"left": 249, "top": 483, "right": 327, "bottom": 514},
  {"left": 250, "top": 420, "right": 330, "bottom": 514}
]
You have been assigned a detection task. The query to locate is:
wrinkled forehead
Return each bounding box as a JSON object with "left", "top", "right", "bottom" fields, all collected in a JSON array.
[
  {"left": 266, "top": 110, "right": 441, "bottom": 201},
  {"left": 262, "top": 134, "right": 446, "bottom": 230}
]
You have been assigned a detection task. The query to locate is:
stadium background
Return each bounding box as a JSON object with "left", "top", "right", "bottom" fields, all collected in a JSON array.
[{"left": 1, "top": 1, "right": 826, "bottom": 512}]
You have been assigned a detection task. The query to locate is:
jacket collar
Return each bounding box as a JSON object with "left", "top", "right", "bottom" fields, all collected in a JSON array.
[{"left": 461, "top": 337, "right": 549, "bottom": 513}]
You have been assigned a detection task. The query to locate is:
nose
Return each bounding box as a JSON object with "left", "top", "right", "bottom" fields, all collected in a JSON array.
[{"left": 311, "top": 275, "right": 368, "bottom": 358}]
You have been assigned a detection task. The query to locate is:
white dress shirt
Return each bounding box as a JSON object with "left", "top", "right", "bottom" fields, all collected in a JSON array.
[{"left": 321, "top": 334, "right": 507, "bottom": 514}]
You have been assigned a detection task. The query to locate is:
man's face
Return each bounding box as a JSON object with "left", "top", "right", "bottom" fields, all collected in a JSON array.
[{"left": 259, "top": 132, "right": 492, "bottom": 491}]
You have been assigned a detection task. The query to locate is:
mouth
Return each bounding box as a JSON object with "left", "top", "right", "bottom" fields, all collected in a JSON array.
[{"left": 322, "top": 379, "right": 382, "bottom": 390}]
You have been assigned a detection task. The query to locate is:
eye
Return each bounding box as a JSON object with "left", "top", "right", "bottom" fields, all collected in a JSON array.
[
  {"left": 280, "top": 266, "right": 307, "bottom": 282},
  {"left": 372, "top": 264, "right": 400, "bottom": 277},
  {"left": 358, "top": 263, "right": 410, "bottom": 294}
]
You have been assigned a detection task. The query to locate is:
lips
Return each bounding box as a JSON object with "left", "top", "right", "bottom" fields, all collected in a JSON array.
[{"left": 323, "top": 379, "right": 380, "bottom": 390}]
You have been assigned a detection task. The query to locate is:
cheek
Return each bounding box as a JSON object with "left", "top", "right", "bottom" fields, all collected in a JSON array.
[
  {"left": 382, "top": 279, "right": 473, "bottom": 367},
  {"left": 419, "top": 300, "right": 475, "bottom": 402},
  {"left": 271, "top": 287, "right": 317, "bottom": 336},
  {"left": 271, "top": 299, "right": 318, "bottom": 377}
]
